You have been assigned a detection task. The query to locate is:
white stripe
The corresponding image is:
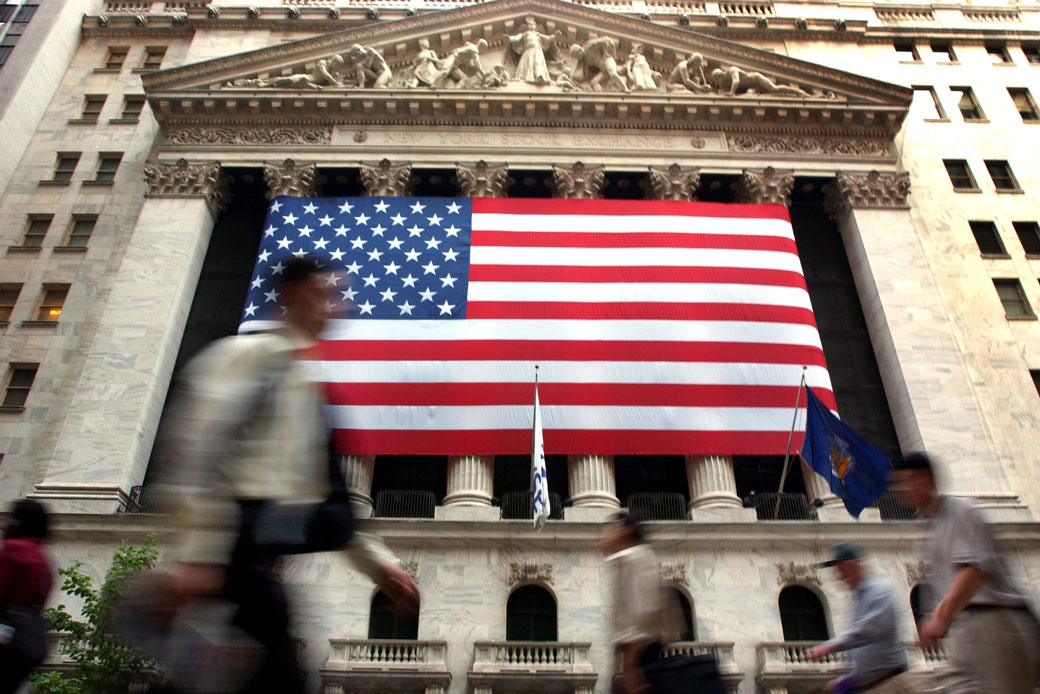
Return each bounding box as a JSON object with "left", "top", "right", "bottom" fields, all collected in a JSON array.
[
  {"left": 313, "top": 360, "right": 834, "bottom": 390},
  {"left": 470, "top": 246, "right": 805, "bottom": 273},
  {"left": 328, "top": 404, "right": 810, "bottom": 432},
  {"left": 473, "top": 213, "right": 795, "bottom": 239},
  {"left": 241, "top": 318, "right": 827, "bottom": 350},
  {"left": 468, "top": 281, "right": 814, "bottom": 310}
]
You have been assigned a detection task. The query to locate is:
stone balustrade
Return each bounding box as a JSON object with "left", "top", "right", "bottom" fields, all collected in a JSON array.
[
  {"left": 322, "top": 638, "right": 451, "bottom": 693},
  {"left": 469, "top": 640, "right": 597, "bottom": 693},
  {"left": 662, "top": 641, "right": 743, "bottom": 694}
]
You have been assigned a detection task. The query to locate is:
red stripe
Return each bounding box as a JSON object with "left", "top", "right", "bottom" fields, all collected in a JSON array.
[
  {"left": 324, "top": 382, "right": 837, "bottom": 410},
  {"left": 472, "top": 197, "right": 792, "bottom": 222},
  {"left": 465, "top": 302, "right": 819, "bottom": 325},
  {"left": 468, "top": 265, "right": 808, "bottom": 288},
  {"left": 332, "top": 428, "right": 807, "bottom": 455},
  {"left": 318, "top": 340, "right": 826, "bottom": 366},
  {"left": 471, "top": 230, "right": 797, "bottom": 253}
]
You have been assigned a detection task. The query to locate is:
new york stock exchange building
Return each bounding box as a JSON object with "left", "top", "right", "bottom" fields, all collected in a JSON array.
[{"left": 1, "top": 0, "right": 1040, "bottom": 692}]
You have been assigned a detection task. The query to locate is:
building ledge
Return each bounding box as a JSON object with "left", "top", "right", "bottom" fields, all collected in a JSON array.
[
  {"left": 757, "top": 641, "right": 950, "bottom": 690},
  {"left": 109, "top": 118, "right": 141, "bottom": 125},
  {"left": 67, "top": 118, "right": 99, "bottom": 125},
  {"left": 469, "top": 640, "right": 596, "bottom": 693},
  {"left": 38, "top": 180, "right": 71, "bottom": 187},
  {"left": 53, "top": 246, "right": 88, "bottom": 254},
  {"left": 7, "top": 246, "right": 41, "bottom": 254},
  {"left": 321, "top": 639, "right": 451, "bottom": 692},
  {"left": 20, "top": 320, "right": 59, "bottom": 328}
]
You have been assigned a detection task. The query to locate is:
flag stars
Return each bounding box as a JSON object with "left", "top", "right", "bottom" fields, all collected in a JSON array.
[
  {"left": 323, "top": 273, "right": 340, "bottom": 287},
  {"left": 264, "top": 289, "right": 279, "bottom": 303},
  {"left": 282, "top": 212, "right": 298, "bottom": 225},
  {"left": 298, "top": 225, "right": 314, "bottom": 237},
  {"left": 390, "top": 213, "right": 407, "bottom": 226},
  {"left": 341, "top": 287, "right": 358, "bottom": 302},
  {"left": 258, "top": 249, "right": 271, "bottom": 263},
  {"left": 437, "top": 300, "right": 455, "bottom": 315},
  {"left": 362, "top": 273, "right": 380, "bottom": 287},
  {"left": 277, "top": 237, "right": 293, "bottom": 249},
  {"left": 425, "top": 237, "right": 442, "bottom": 250},
  {"left": 269, "top": 200, "right": 283, "bottom": 213},
  {"left": 334, "top": 224, "right": 349, "bottom": 237},
  {"left": 356, "top": 300, "right": 375, "bottom": 315},
  {"left": 446, "top": 201, "right": 462, "bottom": 214},
  {"left": 367, "top": 248, "right": 384, "bottom": 262},
  {"left": 422, "top": 261, "right": 440, "bottom": 275},
  {"left": 244, "top": 302, "right": 258, "bottom": 317},
  {"left": 427, "top": 214, "right": 443, "bottom": 226},
  {"left": 264, "top": 225, "right": 277, "bottom": 237},
  {"left": 371, "top": 224, "right": 387, "bottom": 237},
  {"left": 398, "top": 300, "right": 415, "bottom": 316},
  {"left": 318, "top": 214, "right": 334, "bottom": 227},
  {"left": 419, "top": 288, "right": 436, "bottom": 302},
  {"left": 380, "top": 287, "right": 398, "bottom": 302},
  {"left": 271, "top": 261, "right": 285, "bottom": 275},
  {"left": 291, "top": 248, "right": 307, "bottom": 258},
  {"left": 387, "top": 236, "right": 404, "bottom": 250},
  {"left": 440, "top": 273, "right": 458, "bottom": 288},
  {"left": 374, "top": 200, "right": 390, "bottom": 213},
  {"left": 338, "top": 200, "right": 354, "bottom": 214},
  {"left": 410, "top": 201, "right": 426, "bottom": 214},
  {"left": 302, "top": 202, "right": 318, "bottom": 215},
  {"left": 383, "top": 261, "right": 401, "bottom": 275},
  {"left": 250, "top": 276, "right": 264, "bottom": 289},
  {"left": 345, "top": 261, "right": 362, "bottom": 275},
  {"left": 404, "top": 249, "right": 421, "bottom": 262},
  {"left": 350, "top": 236, "right": 367, "bottom": 249},
  {"left": 407, "top": 225, "right": 424, "bottom": 238},
  {"left": 354, "top": 213, "right": 371, "bottom": 226},
  {"left": 313, "top": 238, "right": 329, "bottom": 250},
  {"left": 442, "top": 248, "right": 459, "bottom": 262},
  {"left": 444, "top": 225, "right": 461, "bottom": 238},
  {"left": 329, "top": 249, "right": 346, "bottom": 261},
  {"left": 401, "top": 273, "right": 418, "bottom": 288}
]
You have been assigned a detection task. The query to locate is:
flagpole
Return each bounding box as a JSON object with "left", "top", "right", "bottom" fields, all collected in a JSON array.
[{"left": 774, "top": 366, "right": 807, "bottom": 520}]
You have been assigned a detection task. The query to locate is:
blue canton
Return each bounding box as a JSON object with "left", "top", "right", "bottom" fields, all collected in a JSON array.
[{"left": 241, "top": 197, "right": 472, "bottom": 322}]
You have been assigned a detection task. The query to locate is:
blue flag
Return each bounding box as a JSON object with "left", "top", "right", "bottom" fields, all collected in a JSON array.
[{"left": 800, "top": 386, "right": 891, "bottom": 518}]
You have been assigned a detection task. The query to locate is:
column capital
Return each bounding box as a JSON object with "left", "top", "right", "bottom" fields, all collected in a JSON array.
[
  {"left": 359, "top": 158, "right": 415, "bottom": 196},
  {"left": 262, "top": 158, "right": 325, "bottom": 199},
  {"left": 551, "top": 161, "right": 605, "bottom": 199},
  {"left": 647, "top": 164, "right": 701, "bottom": 201},
  {"left": 733, "top": 167, "right": 794, "bottom": 207},
  {"left": 143, "top": 158, "right": 230, "bottom": 216},
  {"left": 456, "top": 160, "right": 509, "bottom": 198},
  {"left": 823, "top": 169, "right": 911, "bottom": 221}
]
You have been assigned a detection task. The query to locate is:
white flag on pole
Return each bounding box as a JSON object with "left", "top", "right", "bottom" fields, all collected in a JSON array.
[{"left": 532, "top": 375, "right": 549, "bottom": 530}]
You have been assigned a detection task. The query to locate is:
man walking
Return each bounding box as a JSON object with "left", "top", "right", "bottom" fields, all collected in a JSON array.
[
  {"left": 806, "top": 543, "right": 916, "bottom": 693},
  {"left": 891, "top": 452, "right": 1040, "bottom": 694}
]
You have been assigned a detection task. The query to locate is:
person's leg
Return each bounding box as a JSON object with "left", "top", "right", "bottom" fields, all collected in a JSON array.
[
  {"left": 231, "top": 565, "right": 306, "bottom": 694},
  {"left": 973, "top": 609, "right": 1040, "bottom": 694},
  {"left": 932, "top": 617, "right": 980, "bottom": 694},
  {"left": 0, "top": 651, "right": 33, "bottom": 694}
]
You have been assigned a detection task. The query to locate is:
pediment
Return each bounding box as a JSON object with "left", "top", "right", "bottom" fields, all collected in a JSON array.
[{"left": 143, "top": 0, "right": 910, "bottom": 138}]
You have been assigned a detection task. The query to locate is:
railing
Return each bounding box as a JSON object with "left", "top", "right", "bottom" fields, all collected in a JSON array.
[
  {"left": 471, "top": 640, "right": 593, "bottom": 671},
  {"left": 906, "top": 641, "right": 949, "bottom": 671},
  {"left": 745, "top": 492, "right": 818, "bottom": 521},
  {"left": 123, "top": 484, "right": 181, "bottom": 513},
  {"left": 626, "top": 492, "right": 688, "bottom": 521},
  {"left": 325, "top": 639, "right": 447, "bottom": 669},
  {"left": 873, "top": 492, "right": 918, "bottom": 521},
  {"left": 758, "top": 641, "right": 851, "bottom": 676},
  {"left": 373, "top": 490, "right": 436, "bottom": 519},
  {"left": 500, "top": 491, "right": 564, "bottom": 521}
]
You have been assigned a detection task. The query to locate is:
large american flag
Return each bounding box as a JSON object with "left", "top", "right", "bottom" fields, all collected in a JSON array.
[{"left": 241, "top": 196, "right": 835, "bottom": 455}]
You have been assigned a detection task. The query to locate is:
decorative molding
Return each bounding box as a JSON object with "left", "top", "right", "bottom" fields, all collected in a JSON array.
[
  {"left": 905, "top": 560, "right": 928, "bottom": 586},
  {"left": 509, "top": 561, "right": 554, "bottom": 587},
  {"left": 399, "top": 560, "right": 419, "bottom": 582},
  {"left": 552, "top": 162, "right": 604, "bottom": 199},
  {"left": 733, "top": 167, "right": 794, "bottom": 206},
  {"left": 726, "top": 135, "right": 890, "bottom": 157},
  {"left": 142, "top": 158, "right": 230, "bottom": 216},
  {"left": 456, "top": 161, "right": 509, "bottom": 198},
  {"left": 659, "top": 562, "right": 688, "bottom": 586},
  {"left": 359, "top": 158, "right": 415, "bottom": 196},
  {"left": 263, "top": 158, "right": 324, "bottom": 199},
  {"left": 164, "top": 126, "right": 332, "bottom": 146},
  {"left": 776, "top": 561, "right": 820, "bottom": 586},
  {"left": 823, "top": 169, "right": 911, "bottom": 221},
  {"left": 647, "top": 163, "right": 701, "bottom": 201}
]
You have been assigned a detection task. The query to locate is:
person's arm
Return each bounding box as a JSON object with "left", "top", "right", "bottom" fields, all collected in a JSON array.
[
  {"left": 919, "top": 565, "right": 988, "bottom": 648},
  {"left": 343, "top": 532, "right": 420, "bottom": 613},
  {"left": 0, "top": 542, "right": 17, "bottom": 606},
  {"left": 807, "top": 588, "right": 889, "bottom": 659}
]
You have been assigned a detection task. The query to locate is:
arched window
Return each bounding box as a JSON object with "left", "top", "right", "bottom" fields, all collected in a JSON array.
[
  {"left": 368, "top": 590, "right": 418, "bottom": 640},
  {"left": 673, "top": 588, "right": 696, "bottom": 642},
  {"left": 506, "top": 585, "right": 557, "bottom": 642},
  {"left": 778, "top": 585, "right": 829, "bottom": 641},
  {"left": 909, "top": 585, "right": 925, "bottom": 627}
]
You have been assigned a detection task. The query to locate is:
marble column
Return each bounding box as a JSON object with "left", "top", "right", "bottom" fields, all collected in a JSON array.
[
  {"left": 341, "top": 454, "right": 375, "bottom": 518},
  {"left": 456, "top": 160, "right": 509, "bottom": 197},
  {"left": 800, "top": 459, "right": 845, "bottom": 521},
  {"left": 439, "top": 455, "right": 497, "bottom": 520},
  {"left": 31, "top": 159, "right": 229, "bottom": 512},
  {"left": 647, "top": 163, "right": 701, "bottom": 201},
  {"left": 263, "top": 158, "right": 324, "bottom": 198},
  {"left": 685, "top": 454, "right": 753, "bottom": 520},
  {"left": 551, "top": 161, "right": 605, "bottom": 199},
  {"left": 567, "top": 454, "right": 619, "bottom": 521},
  {"left": 732, "top": 167, "right": 795, "bottom": 206},
  {"left": 359, "top": 158, "right": 414, "bottom": 196}
]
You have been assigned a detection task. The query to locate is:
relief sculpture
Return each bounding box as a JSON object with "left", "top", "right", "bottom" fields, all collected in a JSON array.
[{"left": 504, "top": 17, "right": 562, "bottom": 85}]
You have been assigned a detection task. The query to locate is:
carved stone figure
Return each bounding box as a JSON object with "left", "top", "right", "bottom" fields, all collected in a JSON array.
[
  {"left": 405, "top": 38, "right": 443, "bottom": 88},
  {"left": 456, "top": 161, "right": 509, "bottom": 198},
  {"left": 344, "top": 44, "right": 392, "bottom": 89},
  {"left": 667, "top": 53, "right": 711, "bottom": 93},
  {"left": 359, "top": 159, "right": 414, "bottom": 196},
  {"left": 621, "top": 42, "right": 659, "bottom": 91},
  {"left": 504, "top": 17, "right": 561, "bottom": 86},
  {"left": 228, "top": 55, "right": 346, "bottom": 89},
  {"left": 433, "top": 39, "right": 489, "bottom": 89},
  {"left": 568, "top": 36, "right": 628, "bottom": 92},
  {"left": 708, "top": 65, "right": 809, "bottom": 97}
]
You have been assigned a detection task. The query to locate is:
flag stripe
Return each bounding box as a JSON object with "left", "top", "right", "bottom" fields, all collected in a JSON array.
[
  {"left": 471, "top": 230, "right": 799, "bottom": 253},
  {"left": 468, "top": 265, "right": 808, "bottom": 288},
  {"left": 467, "top": 281, "right": 813, "bottom": 309},
  {"left": 465, "top": 301, "right": 819, "bottom": 324},
  {"left": 470, "top": 246, "right": 807, "bottom": 273},
  {"left": 472, "top": 196, "right": 793, "bottom": 221}
]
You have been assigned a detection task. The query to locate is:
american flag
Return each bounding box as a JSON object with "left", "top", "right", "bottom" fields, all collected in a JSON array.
[{"left": 241, "top": 196, "right": 835, "bottom": 455}]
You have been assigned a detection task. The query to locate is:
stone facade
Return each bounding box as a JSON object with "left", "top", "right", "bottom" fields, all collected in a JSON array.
[{"left": 1, "top": 1, "right": 1039, "bottom": 693}]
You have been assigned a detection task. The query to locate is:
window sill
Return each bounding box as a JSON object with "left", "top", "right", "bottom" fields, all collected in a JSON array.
[
  {"left": 38, "top": 180, "right": 70, "bottom": 187},
  {"left": 53, "top": 246, "right": 87, "bottom": 254},
  {"left": 108, "top": 118, "right": 140, "bottom": 125},
  {"left": 962, "top": 118, "right": 990, "bottom": 124},
  {"left": 0, "top": 406, "right": 26, "bottom": 414},
  {"left": 936, "top": 61, "right": 962, "bottom": 66},
  {"left": 20, "top": 320, "right": 58, "bottom": 328},
  {"left": 81, "top": 180, "right": 114, "bottom": 188},
  {"left": 981, "top": 253, "right": 1012, "bottom": 260},
  {"left": 1005, "top": 315, "right": 1037, "bottom": 322},
  {"left": 995, "top": 188, "right": 1025, "bottom": 195},
  {"left": 132, "top": 67, "right": 161, "bottom": 73},
  {"left": 6, "top": 246, "right": 40, "bottom": 254},
  {"left": 992, "top": 62, "right": 1015, "bottom": 67},
  {"left": 923, "top": 118, "right": 951, "bottom": 123},
  {"left": 1026, "top": 254, "right": 1040, "bottom": 260},
  {"left": 67, "top": 118, "right": 99, "bottom": 125},
  {"left": 952, "top": 188, "right": 983, "bottom": 194},
  {"left": 92, "top": 68, "right": 121, "bottom": 74},
  {"left": 898, "top": 60, "right": 924, "bottom": 65}
]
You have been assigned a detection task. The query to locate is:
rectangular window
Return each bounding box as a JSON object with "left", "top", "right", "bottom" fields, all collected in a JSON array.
[
  {"left": 0, "top": 46, "right": 12, "bottom": 67},
  {"left": 986, "top": 43, "right": 1012, "bottom": 63},
  {"left": 1031, "top": 370, "right": 1040, "bottom": 398},
  {"left": 92, "top": 154, "right": 121, "bottom": 183},
  {"left": 141, "top": 46, "right": 166, "bottom": 70},
  {"left": 994, "top": 279, "right": 1032, "bottom": 317},
  {"left": 1024, "top": 45, "right": 1040, "bottom": 65},
  {"left": 12, "top": 4, "right": 36, "bottom": 22},
  {"left": 0, "top": 284, "right": 21, "bottom": 322},
  {"left": 51, "top": 153, "right": 80, "bottom": 183},
  {"left": 913, "top": 86, "right": 946, "bottom": 120},
  {"left": 985, "top": 160, "right": 1020, "bottom": 192},
  {"left": 120, "top": 96, "right": 145, "bottom": 120},
  {"left": 952, "top": 87, "right": 984, "bottom": 120},
  {"left": 894, "top": 41, "right": 920, "bottom": 62},
  {"left": 1014, "top": 222, "right": 1040, "bottom": 255},
  {"left": 64, "top": 216, "right": 96, "bottom": 248},
  {"left": 0, "top": 5, "right": 16, "bottom": 22},
  {"left": 1009, "top": 88, "right": 1040, "bottom": 121},
  {"left": 19, "top": 215, "right": 51, "bottom": 248},
  {"left": 104, "top": 46, "right": 128, "bottom": 70},
  {"left": 932, "top": 42, "right": 957, "bottom": 63},
  {"left": 2, "top": 365, "right": 37, "bottom": 409},
  {"left": 944, "top": 160, "right": 979, "bottom": 191},
  {"left": 34, "top": 285, "right": 68, "bottom": 322},
  {"left": 969, "top": 221, "right": 1006, "bottom": 256},
  {"left": 81, "top": 95, "right": 106, "bottom": 121}
]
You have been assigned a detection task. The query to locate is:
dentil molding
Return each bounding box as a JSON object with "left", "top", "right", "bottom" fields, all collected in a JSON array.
[{"left": 143, "top": 158, "right": 230, "bottom": 216}]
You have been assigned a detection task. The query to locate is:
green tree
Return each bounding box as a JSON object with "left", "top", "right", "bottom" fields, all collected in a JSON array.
[{"left": 30, "top": 538, "right": 160, "bottom": 694}]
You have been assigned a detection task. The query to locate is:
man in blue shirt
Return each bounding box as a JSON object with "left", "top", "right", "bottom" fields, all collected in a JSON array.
[{"left": 806, "top": 543, "right": 918, "bottom": 693}]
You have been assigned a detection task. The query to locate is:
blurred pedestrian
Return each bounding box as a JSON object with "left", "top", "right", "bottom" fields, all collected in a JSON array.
[
  {"left": 166, "top": 256, "right": 419, "bottom": 694},
  {"left": 806, "top": 543, "right": 917, "bottom": 693},
  {"left": 0, "top": 499, "right": 53, "bottom": 694},
  {"left": 891, "top": 451, "right": 1040, "bottom": 694}
]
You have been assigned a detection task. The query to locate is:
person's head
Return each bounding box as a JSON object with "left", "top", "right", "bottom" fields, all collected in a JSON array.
[
  {"left": 419, "top": 38, "right": 430, "bottom": 50},
  {"left": 818, "top": 542, "right": 865, "bottom": 589},
  {"left": 5, "top": 499, "right": 49, "bottom": 541},
  {"left": 631, "top": 42, "right": 645, "bottom": 56},
  {"left": 890, "top": 452, "right": 938, "bottom": 510},
  {"left": 275, "top": 255, "right": 338, "bottom": 339},
  {"left": 598, "top": 511, "right": 645, "bottom": 554},
  {"left": 525, "top": 16, "right": 538, "bottom": 29}
]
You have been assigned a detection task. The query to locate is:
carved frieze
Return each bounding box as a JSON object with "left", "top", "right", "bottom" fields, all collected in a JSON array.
[
  {"left": 733, "top": 167, "right": 794, "bottom": 206},
  {"left": 552, "top": 162, "right": 604, "bottom": 199},
  {"left": 143, "top": 158, "right": 230, "bottom": 216},
  {"left": 509, "top": 561, "right": 554, "bottom": 587},
  {"left": 359, "top": 158, "right": 415, "bottom": 196},
  {"left": 647, "top": 164, "right": 701, "bottom": 201},
  {"left": 659, "top": 562, "right": 688, "bottom": 586},
  {"left": 165, "top": 127, "right": 331, "bottom": 146},
  {"left": 776, "top": 561, "right": 820, "bottom": 586},
  {"left": 399, "top": 560, "right": 419, "bottom": 582},
  {"left": 726, "top": 135, "right": 890, "bottom": 157},
  {"left": 822, "top": 169, "right": 911, "bottom": 222},
  {"left": 263, "top": 158, "right": 324, "bottom": 199},
  {"left": 456, "top": 161, "right": 509, "bottom": 198}
]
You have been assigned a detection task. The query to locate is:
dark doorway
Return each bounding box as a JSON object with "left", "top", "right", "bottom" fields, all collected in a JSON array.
[{"left": 506, "top": 585, "right": 558, "bottom": 642}]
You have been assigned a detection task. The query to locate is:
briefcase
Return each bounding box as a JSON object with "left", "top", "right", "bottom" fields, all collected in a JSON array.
[{"left": 641, "top": 653, "right": 726, "bottom": 694}]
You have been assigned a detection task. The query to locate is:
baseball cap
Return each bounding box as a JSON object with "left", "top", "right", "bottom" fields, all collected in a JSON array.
[{"left": 818, "top": 542, "right": 863, "bottom": 568}]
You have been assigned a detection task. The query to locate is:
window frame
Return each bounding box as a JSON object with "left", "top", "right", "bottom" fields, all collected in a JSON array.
[
  {"left": 984, "top": 160, "right": 1022, "bottom": 193},
  {"left": 116, "top": 95, "right": 146, "bottom": 122},
  {"left": 993, "top": 278, "right": 1034, "bottom": 319},
  {"left": 968, "top": 221, "right": 1008, "bottom": 257},
  {"left": 48, "top": 152, "right": 80, "bottom": 184},
  {"left": 1008, "top": 88, "right": 1040, "bottom": 122},
  {"left": 18, "top": 215, "right": 51, "bottom": 249},
  {"left": 62, "top": 216, "right": 96, "bottom": 250},
  {"left": 75, "top": 95, "right": 107, "bottom": 124},
  {"left": 1022, "top": 44, "right": 1040, "bottom": 65},
  {"left": 951, "top": 86, "right": 986, "bottom": 121},
  {"left": 943, "top": 159, "right": 980, "bottom": 192},
  {"left": 33, "top": 284, "right": 69, "bottom": 323},
  {"left": 1031, "top": 369, "right": 1040, "bottom": 398},
  {"left": 138, "top": 46, "right": 166, "bottom": 71},
  {"left": 0, "top": 284, "right": 22, "bottom": 323},
  {"left": 912, "top": 85, "right": 947, "bottom": 121},
  {"left": 894, "top": 41, "right": 921, "bottom": 63},
  {"left": 986, "top": 43, "right": 1012, "bottom": 64},
  {"left": 1, "top": 364, "right": 39, "bottom": 410},
  {"left": 102, "top": 46, "right": 129, "bottom": 71},
  {"left": 1014, "top": 222, "right": 1040, "bottom": 257},
  {"left": 931, "top": 42, "right": 958, "bottom": 64},
  {"left": 88, "top": 153, "right": 122, "bottom": 185}
]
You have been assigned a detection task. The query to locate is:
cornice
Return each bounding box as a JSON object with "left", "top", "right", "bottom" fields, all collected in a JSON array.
[{"left": 82, "top": 13, "right": 195, "bottom": 37}]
